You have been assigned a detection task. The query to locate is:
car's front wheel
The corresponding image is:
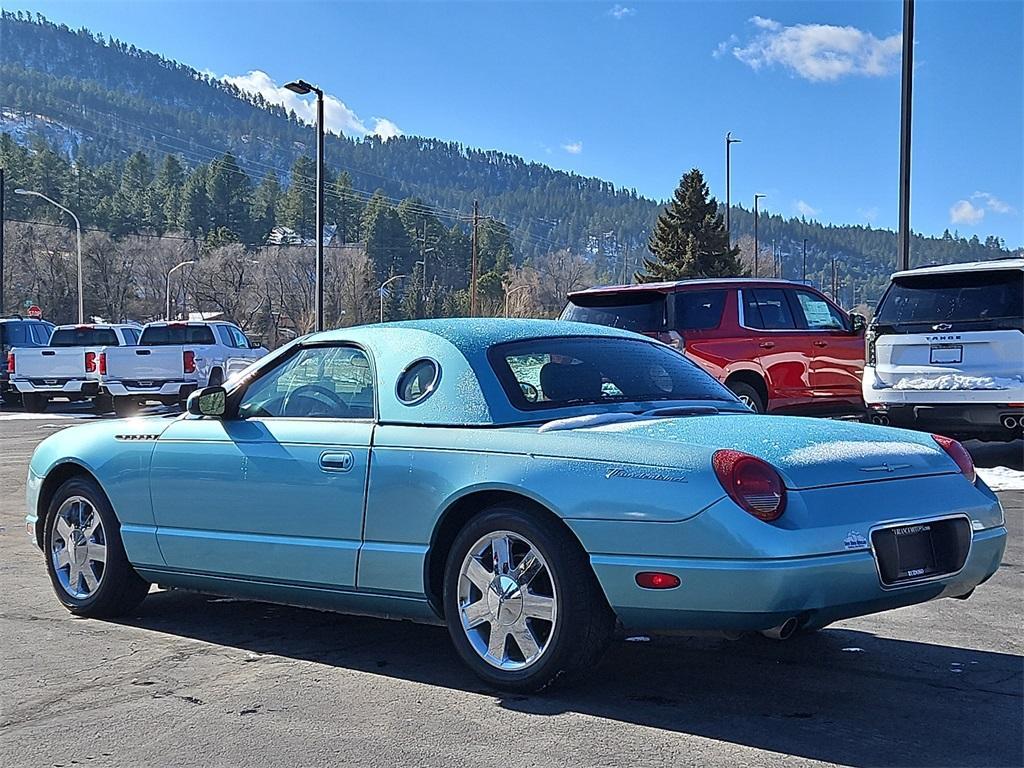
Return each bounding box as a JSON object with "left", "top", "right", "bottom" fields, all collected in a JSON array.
[
  {"left": 43, "top": 476, "right": 150, "bottom": 618},
  {"left": 443, "top": 505, "right": 614, "bottom": 692}
]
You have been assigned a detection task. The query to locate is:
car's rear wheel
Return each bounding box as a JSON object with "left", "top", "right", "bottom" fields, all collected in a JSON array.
[
  {"left": 43, "top": 476, "right": 150, "bottom": 618},
  {"left": 22, "top": 393, "right": 47, "bottom": 412},
  {"left": 728, "top": 382, "right": 765, "bottom": 413},
  {"left": 443, "top": 505, "right": 614, "bottom": 692}
]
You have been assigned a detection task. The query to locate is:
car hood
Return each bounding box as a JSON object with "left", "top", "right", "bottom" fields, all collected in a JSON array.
[{"left": 525, "top": 414, "right": 959, "bottom": 490}]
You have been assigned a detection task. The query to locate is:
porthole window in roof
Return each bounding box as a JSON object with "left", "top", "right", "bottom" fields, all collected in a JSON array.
[{"left": 397, "top": 359, "right": 440, "bottom": 405}]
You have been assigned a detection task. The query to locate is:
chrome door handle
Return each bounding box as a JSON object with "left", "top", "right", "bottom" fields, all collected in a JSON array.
[
  {"left": 759, "top": 341, "right": 775, "bottom": 349},
  {"left": 319, "top": 451, "right": 354, "bottom": 472},
  {"left": 813, "top": 341, "right": 828, "bottom": 348}
]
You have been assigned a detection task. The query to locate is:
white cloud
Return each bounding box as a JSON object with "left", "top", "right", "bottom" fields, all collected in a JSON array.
[
  {"left": 561, "top": 141, "right": 583, "bottom": 155},
  {"left": 221, "top": 70, "right": 403, "bottom": 140},
  {"left": 721, "top": 17, "right": 902, "bottom": 82},
  {"left": 972, "top": 191, "right": 1015, "bottom": 215},
  {"left": 950, "top": 199, "right": 985, "bottom": 226},
  {"left": 795, "top": 199, "right": 819, "bottom": 217},
  {"left": 608, "top": 4, "right": 636, "bottom": 20}
]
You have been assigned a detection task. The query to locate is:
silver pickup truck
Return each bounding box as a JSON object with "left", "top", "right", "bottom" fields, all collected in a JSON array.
[
  {"left": 10, "top": 323, "right": 141, "bottom": 412},
  {"left": 100, "top": 320, "right": 267, "bottom": 416}
]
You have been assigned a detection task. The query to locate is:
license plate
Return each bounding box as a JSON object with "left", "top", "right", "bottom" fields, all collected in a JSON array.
[
  {"left": 892, "top": 524, "right": 937, "bottom": 580},
  {"left": 929, "top": 344, "right": 962, "bottom": 364},
  {"left": 871, "top": 517, "right": 971, "bottom": 587}
]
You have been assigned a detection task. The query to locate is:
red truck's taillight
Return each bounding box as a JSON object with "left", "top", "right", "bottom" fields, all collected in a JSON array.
[
  {"left": 183, "top": 350, "right": 196, "bottom": 373},
  {"left": 98, "top": 352, "right": 107, "bottom": 376},
  {"left": 6, "top": 352, "right": 14, "bottom": 373},
  {"left": 85, "top": 351, "right": 97, "bottom": 372}
]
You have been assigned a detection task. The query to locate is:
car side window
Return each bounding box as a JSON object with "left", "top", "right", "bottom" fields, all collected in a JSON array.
[
  {"left": 215, "top": 325, "right": 234, "bottom": 346},
  {"left": 5, "top": 322, "right": 28, "bottom": 345},
  {"left": 229, "top": 326, "right": 250, "bottom": 349},
  {"left": 673, "top": 290, "right": 727, "bottom": 331},
  {"left": 30, "top": 323, "right": 52, "bottom": 345},
  {"left": 237, "top": 345, "right": 374, "bottom": 420},
  {"left": 742, "top": 289, "right": 797, "bottom": 330},
  {"left": 792, "top": 291, "right": 848, "bottom": 331}
]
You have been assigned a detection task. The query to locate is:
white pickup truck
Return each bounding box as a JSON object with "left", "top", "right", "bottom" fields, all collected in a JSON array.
[
  {"left": 100, "top": 320, "right": 267, "bottom": 416},
  {"left": 9, "top": 323, "right": 141, "bottom": 412}
]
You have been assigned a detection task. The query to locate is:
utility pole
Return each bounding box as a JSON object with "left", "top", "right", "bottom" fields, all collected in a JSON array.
[
  {"left": 802, "top": 238, "right": 808, "bottom": 283},
  {"left": 772, "top": 239, "right": 777, "bottom": 278},
  {"left": 470, "top": 200, "right": 479, "bottom": 317},
  {"left": 898, "top": 0, "right": 915, "bottom": 271},
  {"left": 725, "top": 132, "right": 741, "bottom": 243},
  {"left": 831, "top": 257, "right": 838, "bottom": 299},
  {"left": 0, "top": 168, "right": 5, "bottom": 316}
]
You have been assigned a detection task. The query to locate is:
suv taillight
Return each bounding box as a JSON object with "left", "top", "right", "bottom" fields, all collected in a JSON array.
[
  {"left": 85, "top": 351, "right": 97, "bottom": 373},
  {"left": 6, "top": 352, "right": 14, "bottom": 373},
  {"left": 183, "top": 350, "right": 196, "bottom": 373},
  {"left": 932, "top": 434, "right": 976, "bottom": 484},
  {"left": 712, "top": 449, "right": 787, "bottom": 521},
  {"left": 866, "top": 326, "right": 877, "bottom": 366}
]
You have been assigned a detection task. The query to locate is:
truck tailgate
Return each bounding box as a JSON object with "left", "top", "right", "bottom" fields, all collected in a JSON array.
[
  {"left": 13, "top": 348, "right": 89, "bottom": 379},
  {"left": 104, "top": 346, "right": 185, "bottom": 380}
]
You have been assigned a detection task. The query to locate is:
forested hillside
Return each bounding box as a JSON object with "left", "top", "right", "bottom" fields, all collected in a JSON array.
[{"left": 0, "top": 10, "right": 1019, "bottom": 320}]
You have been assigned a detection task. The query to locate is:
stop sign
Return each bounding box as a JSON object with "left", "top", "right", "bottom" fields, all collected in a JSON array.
[{"left": 27, "top": 305, "right": 42, "bottom": 319}]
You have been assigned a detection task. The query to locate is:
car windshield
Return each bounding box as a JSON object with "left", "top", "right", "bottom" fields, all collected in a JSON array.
[
  {"left": 50, "top": 327, "right": 119, "bottom": 347},
  {"left": 139, "top": 324, "right": 216, "bottom": 345},
  {"left": 876, "top": 270, "right": 1023, "bottom": 325},
  {"left": 560, "top": 292, "right": 666, "bottom": 332},
  {"left": 489, "top": 336, "right": 737, "bottom": 411}
]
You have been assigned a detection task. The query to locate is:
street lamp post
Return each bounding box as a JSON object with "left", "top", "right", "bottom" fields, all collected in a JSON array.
[
  {"left": 165, "top": 260, "right": 196, "bottom": 320},
  {"left": 802, "top": 238, "right": 808, "bottom": 283},
  {"left": 284, "top": 78, "right": 326, "bottom": 331},
  {"left": 379, "top": 274, "right": 407, "bottom": 323},
  {"left": 504, "top": 285, "right": 530, "bottom": 317},
  {"left": 15, "top": 189, "right": 83, "bottom": 323},
  {"left": 725, "top": 132, "right": 741, "bottom": 242},
  {"left": 753, "top": 193, "right": 766, "bottom": 277}
]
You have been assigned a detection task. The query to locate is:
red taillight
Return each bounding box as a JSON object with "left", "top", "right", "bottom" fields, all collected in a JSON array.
[
  {"left": 85, "top": 351, "right": 97, "bottom": 373},
  {"left": 712, "top": 449, "right": 787, "bottom": 522},
  {"left": 183, "top": 350, "right": 196, "bottom": 373},
  {"left": 635, "top": 572, "right": 681, "bottom": 590},
  {"left": 932, "top": 434, "right": 976, "bottom": 484},
  {"left": 98, "top": 352, "right": 107, "bottom": 376},
  {"left": 6, "top": 352, "right": 14, "bottom": 373}
]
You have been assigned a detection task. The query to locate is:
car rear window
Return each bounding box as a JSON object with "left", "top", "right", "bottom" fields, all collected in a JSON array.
[
  {"left": 674, "top": 290, "right": 727, "bottom": 330},
  {"left": 50, "top": 327, "right": 120, "bottom": 347},
  {"left": 139, "top": 324, "right": 217, "bottom": 345},
  {"left": 876, "top": 270, "right": 1023, "bottom": 325},
  {"left": 560, "top": 292, "right": 667, "bottom": 332},
  {"left": 489, "top": 336, "right": 736, "bottom": 411}
]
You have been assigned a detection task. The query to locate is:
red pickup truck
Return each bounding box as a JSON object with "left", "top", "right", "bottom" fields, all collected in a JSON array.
[{"left": 561, "top": 278, "right": 866, "bottom": 416}]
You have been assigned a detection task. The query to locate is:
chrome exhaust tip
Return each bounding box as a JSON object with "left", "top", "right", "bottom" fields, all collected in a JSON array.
[
  {"left": 1001, "top": 415, "right": 1018, "bottom": 430},
  {"left": 871, "top": 414, "right": 890, "bottom": 426},
  {"left": 760, "top": 617, "right": 799, "bottom": 641}
]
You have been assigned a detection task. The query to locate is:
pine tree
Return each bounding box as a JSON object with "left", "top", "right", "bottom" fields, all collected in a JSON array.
[
  {"left": 278, "top": 156, "right": 316, "bottom": 239},
  {"left": 638, "top": 168, "right": 743, "bottom": 281},
  {"left": 330, "top": 171, "right": 363, "bottom": 244},
  {"left": 250, "top": 172, "right": 281, "bottom": 244},
  {"left": 206, "top": 151, "right": 252, "bottom": 242},
  {"left": 153, "top": 154, "right": 185, "bottom": 233}
]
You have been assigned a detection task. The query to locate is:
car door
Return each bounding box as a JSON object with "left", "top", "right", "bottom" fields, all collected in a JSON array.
[
  {"left": 149, "top": 343, "right": 376, "bottom": 587},
  {"left": 789, "top": 288, "right": 864, "bottom": 403},
  {"left": 738, "top": 287, "right": 811, "bottom": 408}
]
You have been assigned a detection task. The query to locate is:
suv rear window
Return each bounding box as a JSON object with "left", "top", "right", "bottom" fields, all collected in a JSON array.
[
  {"left": 560, "top": 292, "right": 667, "bottom": 332},
  {"left": 140, "top": 324, "right": 217, "bottom": 345},
  {"left": 50, "top": 327, "right": 120, "bottom": 347},
  {"left": 876, "top": 270, "right": 1023, "bottom": 325}
]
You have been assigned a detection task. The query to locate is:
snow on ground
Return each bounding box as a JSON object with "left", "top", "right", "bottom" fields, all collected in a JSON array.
[
  {"left": 0, "top": 412, "right": 81, "bottom": 421},
  {"left": 976, "top": 466, "right": 1024, "bottom": 492},
  {"left": 892, "top": 374, "right": 1024, "bottom": 391}
]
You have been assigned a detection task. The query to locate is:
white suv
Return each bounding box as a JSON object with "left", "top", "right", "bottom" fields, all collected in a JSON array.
[{"left": 863, "top": 258, "right": 1023, "bottom": 441}]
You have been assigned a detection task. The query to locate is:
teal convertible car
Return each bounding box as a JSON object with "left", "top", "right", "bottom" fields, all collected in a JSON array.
[{"left": 26, "top": 320, "right": 1006, "bottom": 690}]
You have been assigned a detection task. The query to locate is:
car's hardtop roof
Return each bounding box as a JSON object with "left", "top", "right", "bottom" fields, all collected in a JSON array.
[
  {"left": 54, "top": 322, "right": 140, "bottom": 330},
  {"left": 568, "top": 277, "right": 818, "bottom": 297},
  {"left": 142, "top": 320, "right": 233, "bottom": 327},
  {"left": 891, "top": 257, "right": 1024, "bottom": 280}
]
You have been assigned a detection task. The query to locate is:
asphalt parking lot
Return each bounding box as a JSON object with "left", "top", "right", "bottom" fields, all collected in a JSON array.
[{"left": 0, "top": 406, "right": 1021, "bottom": 768}]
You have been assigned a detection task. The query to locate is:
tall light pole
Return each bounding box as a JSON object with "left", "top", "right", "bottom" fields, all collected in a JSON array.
[
  {"left": 379, "top": 274, "right": 407, "bottom": 323},
  {"left": 725, "top": 132, "right": 741, "bottom": 242},
  {"left": 165, "top": 260, "right": 195, "bottom": 320},
  {"left": 802, "top": 238, "right": 808, "bottom": 283},
  {"left": 284, "top": 78, "right": 326, "bottom": 331},
  {"left": 16, "top": 188, "right": 83, "bottom": 322},
  {"left": 897, "top": 0, "right": 915, "bottom": 271},
  {"left": 753, "top": 193, "right": 766, "bottom": 277}
]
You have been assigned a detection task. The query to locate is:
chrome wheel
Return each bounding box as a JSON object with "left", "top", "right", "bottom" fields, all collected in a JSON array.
[
  {"left": 50, "top": 496, "right": 106, "bottom": 600},
  {"left": 737, "top": 393, "right": 755, "bottom": 408},
  {"left": 457, "top": 530, "right": 558, "bottom": 671}
]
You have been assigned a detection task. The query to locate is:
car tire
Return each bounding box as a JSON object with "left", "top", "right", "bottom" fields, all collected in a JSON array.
[
  {"left": 112, "top": 397, "right": 139, "bottom": 418},
  {"left": 728, "top": 382, "right": 765, "bottom": 413},
  {"left": 22, "top": 393, "right": 47, "bottom": 412},
  {"left": 42, "top": 476, "right": 150, "bottom": 618},
  {"left": 92, "top": 394, "right": 113, "bottom": 414},
  {"left": 442, "top": 504, "right": 614, "bottom": 692},
  {"left": 1, "top": 389, "right": 21, "bottom": 406}
]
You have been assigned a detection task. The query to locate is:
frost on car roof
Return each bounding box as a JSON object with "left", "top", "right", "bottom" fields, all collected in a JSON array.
[{"left": 891, "top": 257, "right": 1024, "bottom": 280}]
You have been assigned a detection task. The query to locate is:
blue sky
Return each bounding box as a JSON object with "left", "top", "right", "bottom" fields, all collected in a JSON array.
[{"left": 6, "top": 0, "right": 1023, "bottom": 246}]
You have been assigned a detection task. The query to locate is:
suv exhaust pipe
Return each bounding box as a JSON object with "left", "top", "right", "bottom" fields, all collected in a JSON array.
[
  {"left": 1001, "top": 415, "right": 1018, "bottom": 430},
  {"left": 870, "top": 414, "right": 890, "bottom": 426},
  {"left": 760, "top": 617, "right": 799, "bottom": 641}
]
